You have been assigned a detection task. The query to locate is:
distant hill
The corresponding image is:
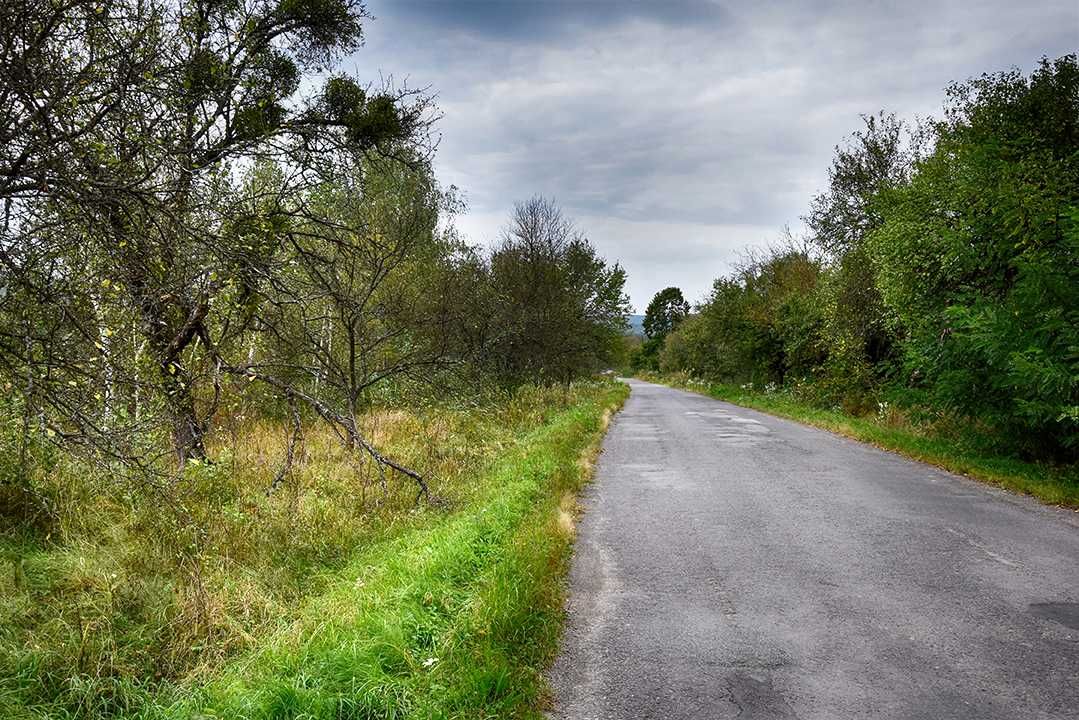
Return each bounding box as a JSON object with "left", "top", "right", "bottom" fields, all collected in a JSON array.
[{"left": 626, "top": 314, "right": 645, "bottom": 337}]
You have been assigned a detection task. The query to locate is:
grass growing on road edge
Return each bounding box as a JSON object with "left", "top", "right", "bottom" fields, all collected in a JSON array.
[
  {"left": 638, "top": 372, "right": 1079, "bottom": 508},
  {"left": 132, "top": 380, "right": 626, "bottom": 720}
]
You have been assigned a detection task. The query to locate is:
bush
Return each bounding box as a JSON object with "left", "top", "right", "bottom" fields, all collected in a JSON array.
[
  {"left": 654, "top": 55, "right": 1079, "bottom": 459},
  {"left": 869, "top": 56, "right": 1079, "bottom": 458}
]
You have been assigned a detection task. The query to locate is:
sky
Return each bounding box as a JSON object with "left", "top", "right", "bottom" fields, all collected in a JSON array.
[{"left": 351, "top": 0, "right": 1078, "bottom": 311}]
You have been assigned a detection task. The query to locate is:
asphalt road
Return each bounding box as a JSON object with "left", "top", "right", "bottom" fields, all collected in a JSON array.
[{"left": 547, "top": 379, "right": 1079, "bottom": 719}]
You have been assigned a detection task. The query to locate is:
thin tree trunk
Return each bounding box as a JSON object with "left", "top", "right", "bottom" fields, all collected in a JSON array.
[{"left": 161, "top": 364, "right": 207, "bottom": 464}]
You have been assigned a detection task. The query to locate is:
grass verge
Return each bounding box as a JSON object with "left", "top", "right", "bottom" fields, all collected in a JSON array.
[
  {"left": 158, "top": 382, "right": 625, "bottom": 719},
  {"left": 2, "top": 380, "right": 627, "bottom": 719},
  {"left": 638, "top": 372, "right": 1079, "bottom": 508}
]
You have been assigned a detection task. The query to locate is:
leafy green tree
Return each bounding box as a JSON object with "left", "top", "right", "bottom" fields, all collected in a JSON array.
[
  {"left": 806, "top": 113, "right": 925, "bottom": 394},
  {"left": 643, "top": 287, "right": 690, "bottom": 339},
  {"left": 806, "top": 112, "right": 921, "bottom": 256},
  {"left": 869, "top": 55, "right": 1079, "bottom": 457},
  {"left": 658, "top": 313, "right": 705, "bottom": 374},
  {"left": 482, "top": 197, "right": 630, "bottom": 383},
  {"left": 634, "top": 286, "right": 689, "bottom": 372}
]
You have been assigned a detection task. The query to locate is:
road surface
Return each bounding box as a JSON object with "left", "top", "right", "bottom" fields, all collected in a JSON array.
[{"left": 548, "top": 379, "right": 1079, "bottom": 719}]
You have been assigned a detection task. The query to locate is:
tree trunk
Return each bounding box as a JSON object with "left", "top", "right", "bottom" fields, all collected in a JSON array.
[
  {"left": 160, "top": 358, "right": 207, "bottom": 464},
  {"left": 135, "top": 289, "right": 209, "bottom": 465}
]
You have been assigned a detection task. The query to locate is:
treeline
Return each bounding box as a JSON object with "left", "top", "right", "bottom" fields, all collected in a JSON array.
[
  {"left": 0, "top": 0, "right": 628, "bottom": 514},
  {"left": 650, "top": 55, "right": 1078, "bottom": 461}
]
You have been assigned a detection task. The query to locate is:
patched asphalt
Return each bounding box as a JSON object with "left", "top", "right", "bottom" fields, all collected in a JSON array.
[{"left": 547, "top": 379, "right": 1079, "bottom": 719}]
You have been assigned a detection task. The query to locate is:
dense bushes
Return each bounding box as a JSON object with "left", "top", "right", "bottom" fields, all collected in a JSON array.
[
  {"left": 869, "top": 57, "right": 1079, "bottom": 456},
  {"left": 659, "top": 55, "right": 1079, "bottom": 459},
  {"left": 467, "top": 197, "right": 631, "bottom": 385},
  {"left": 659, "top": 248, "right": 824, "bottom": 386}
]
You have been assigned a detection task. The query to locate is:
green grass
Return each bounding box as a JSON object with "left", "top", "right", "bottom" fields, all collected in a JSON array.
[
  {"left": 1, "top": 381, "right": 628, "bottom": 719},
  {"left": 640, "top": 372, "right": 1079, "bottom": 508},
  {"left": 159, "top": 386, "right": 624, "bottom": 719}
]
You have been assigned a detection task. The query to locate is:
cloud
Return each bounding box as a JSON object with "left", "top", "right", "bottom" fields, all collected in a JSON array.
[
  {"left": 381, "top": 0, "right": 730, "bottom": 41},
  {"left": 353, "top": 0, "right": 1079, "bottom": 308}
]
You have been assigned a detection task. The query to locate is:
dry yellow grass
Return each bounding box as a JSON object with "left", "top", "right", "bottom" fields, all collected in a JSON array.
[
  {"left": 556, "top": 492, "right": 578, "bottom": 537},
  {"left": 0, "top": 382, "right": 621, "bottom": 715}
]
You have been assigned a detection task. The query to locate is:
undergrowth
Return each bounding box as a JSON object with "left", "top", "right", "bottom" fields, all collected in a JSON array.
[{"left": 0, "top": 380, "right": 627, "bottom": 719}]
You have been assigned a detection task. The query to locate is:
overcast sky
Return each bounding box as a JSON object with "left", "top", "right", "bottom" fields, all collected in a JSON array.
[{"left": 352, "top": 0, "right": 1077, "bottom": 311}]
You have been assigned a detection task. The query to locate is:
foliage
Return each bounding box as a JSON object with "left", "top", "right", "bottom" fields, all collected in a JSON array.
[
  {"left": 868, "top": 55, "right": 1079, "bottom": 457},
  {"left": 632, "top": 287, "right": 689, "bottom": 371},
  {"left": 251, "top": 154, "right": 464, "bottom": 416},
  {"left": 656, "top": 54, "right": 1079, "bottom": 461},
  {"left": 643, "top": 287, "right": 689, "bottom": 340},
  {"left": 0, "top": 0, "right": 436, "bottom": 480},
  {"left": 659, "top": 246, "right": 823, "bottom": 384},
  {"left": 805, "top": 112, "right": 923, "bottom": 256},
  {"left": 476, "top": 197, "right": 631, "bottom": 384},
  {"left": 804, "top": 112, "right": 927, "bottom": 395}
]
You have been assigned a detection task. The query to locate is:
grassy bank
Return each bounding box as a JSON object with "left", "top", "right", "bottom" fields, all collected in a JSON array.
[
  {"left": 638, "top": 372, "right": 1079, "bottom": 508},
  {"left": 1, "top": 380, "right": 627, "bottom": 719}
]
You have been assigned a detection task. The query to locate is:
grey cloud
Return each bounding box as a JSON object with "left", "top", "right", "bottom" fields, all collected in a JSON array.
[
  {"left": 356, "top": 0, "right": 1079, "bottom": 308},
  {"left": 381, "top": 0, "right": 730, "bottom": 41}
]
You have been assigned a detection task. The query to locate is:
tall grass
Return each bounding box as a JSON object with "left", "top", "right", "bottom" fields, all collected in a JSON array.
[{"left": 0, "top": 380, "right": 627, "bottom": 719}]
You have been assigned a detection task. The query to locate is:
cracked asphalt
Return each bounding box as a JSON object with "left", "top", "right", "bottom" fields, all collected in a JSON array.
[{"left": 547, "top": 379, "right": 1079, "bottom": 719}]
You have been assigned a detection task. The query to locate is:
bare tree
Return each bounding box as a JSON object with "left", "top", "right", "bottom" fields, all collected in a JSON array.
[{"left": 213, "top": 155, "right": 464, "bottom": 500}]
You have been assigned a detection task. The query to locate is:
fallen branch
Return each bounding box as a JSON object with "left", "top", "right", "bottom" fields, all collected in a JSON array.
[
  {"left": 202, "top": 346, "right": 432, "bottom": 503},
  {"left": 267, "top": 398, "right": 302, "bottom": 496}
]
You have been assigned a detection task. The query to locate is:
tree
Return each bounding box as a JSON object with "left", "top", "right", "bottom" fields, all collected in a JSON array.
[
  {"left": 482, "top": 197, "right": 630, "bottom": 383},
  {"left": 0, "top": 0, "right": 435, "bottom": 482},
  {"left": 632, "top": 286, "right": 688, "bottom": 372},
  {"left": 869, "top": 55, "right": 1079, "bottom": 457},
  {"left": 649, "top": 234, "right": 825, "bottom": 386},
  {"left": 216, "top": 154, "right": 466, "bottom": 498},
  {"left": 805, "top": 112, "right": 926, "bottom": 390},
  {"left": 643, "top": 287, "right": 689, "bottom": 340},
  {"left": 805, "top": 112, "right": 921, "bottom": 257}
]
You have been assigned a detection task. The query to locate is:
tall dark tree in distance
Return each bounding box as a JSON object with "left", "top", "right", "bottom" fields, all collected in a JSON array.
[
  {"left": 632, "top": 286, "right": 689, "bottom": 372},
  {"left": 643, "top": 287, "right": 690, "bottom": 340}
]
